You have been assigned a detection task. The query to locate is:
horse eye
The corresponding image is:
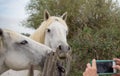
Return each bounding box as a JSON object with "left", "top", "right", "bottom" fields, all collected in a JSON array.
[
  {"left": 47, "top": 29, "right": 51, "bottom": 33},
  {"left": 20, "top": 40, "right": 28, "bottom": 45}
]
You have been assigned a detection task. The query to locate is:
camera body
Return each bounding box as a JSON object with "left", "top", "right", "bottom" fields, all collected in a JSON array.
[{"left": 91, "top": 60, "right": 117, "bottom": 75}]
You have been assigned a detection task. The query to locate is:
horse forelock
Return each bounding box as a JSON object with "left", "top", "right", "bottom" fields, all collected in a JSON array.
[
  {"left": 30, "top": 16, "right": 68, "bottom": 44},
  {"left": 50, "top": 16, "right": 68, "bottom": 27}
]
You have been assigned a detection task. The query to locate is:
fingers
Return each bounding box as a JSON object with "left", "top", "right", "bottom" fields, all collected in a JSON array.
[
  {"left": 83, "top": 72, "right": 87, "bottom": 76},
  {"left": 83, "top": 59, "right": 98, "bottom": 76},
  {"left": 83, "top": 72, "right": 85, "bottom": 76},
  {"left": 112, "top": 73, "right": 120, "bottom": 76},
  {"left": 92, "top": 59, "right": 97, "bottom": 69},
  {"left": 113, "top": 58, "right": 120, "bottom": 65},
  {"left": 113, "top": 58, "right": 120, "bottom": 61},
  {"left": 113, "top": 58, "right": 120, "bottom": 62},
  {"left": 87, "top": 63, "right": 91, "bottom": 68},
  {"left": 85, "top": 63, "right": 91, "bottom": 72},
  {"left": 113, "top": 65, "right": 120, "bottom": 70},
  {"left": 86, "top": 59, "right": 96, "bottom": 69}
]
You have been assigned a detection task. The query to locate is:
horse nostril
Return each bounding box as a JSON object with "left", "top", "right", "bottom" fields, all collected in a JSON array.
[
  {"left": 58, "top": 45, "right": 62, "bottom": 50},
  {"left": 68, "top": 46, "right": 71, "bottom": 50},
  {"left": 0, "top": 28, "right": 3, "bottom": 36}
]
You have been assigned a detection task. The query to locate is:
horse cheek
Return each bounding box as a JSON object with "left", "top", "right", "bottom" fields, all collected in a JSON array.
[{"left": 5, "top": 51, "right": 30, "bottom": 70}]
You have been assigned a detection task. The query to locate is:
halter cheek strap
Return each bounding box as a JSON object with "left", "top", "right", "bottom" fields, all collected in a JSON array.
[{"left": 56, "top": 62, "right": 65, "bottom": 76}]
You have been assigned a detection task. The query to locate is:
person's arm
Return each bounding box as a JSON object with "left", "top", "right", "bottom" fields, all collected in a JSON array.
[{"left": 83, "top": 59, "right": 98, "bottom": 76}]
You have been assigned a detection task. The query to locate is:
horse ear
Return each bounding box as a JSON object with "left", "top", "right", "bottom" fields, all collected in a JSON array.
[
  {"left": 44, "top": 10, "right": 50, "bottom": 20},
  {"left": 61, "top": 12, "right": 67, "bottom": 21}
]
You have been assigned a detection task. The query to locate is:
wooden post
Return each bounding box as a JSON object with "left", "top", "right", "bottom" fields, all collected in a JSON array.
[
  {"left": 41, "top": 49, "right": 72, "bottom": 76},
  {"left": 42, "top": 51, "right": 57, "bottom": 76},
  {"left": 28, "top": 65, "right": 34, "bottom": 76}
]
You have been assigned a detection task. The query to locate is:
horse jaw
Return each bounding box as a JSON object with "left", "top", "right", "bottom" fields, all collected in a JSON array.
[
  {"left": 44, "top": 21, "right": 69, "bottom": 52},
  {"left": 5, "top": 51, "right": 30, "bottom": 70}
]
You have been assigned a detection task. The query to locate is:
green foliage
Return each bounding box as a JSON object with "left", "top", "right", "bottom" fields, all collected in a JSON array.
[
  {"left": 70, "top": 26, "right": 120, "bottom": 76},
  {"left": 24, "top": 0, "right": 120, "bottom": 76}
]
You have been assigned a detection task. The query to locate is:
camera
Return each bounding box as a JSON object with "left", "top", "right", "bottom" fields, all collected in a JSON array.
[{"left": 91, "top": 60, "right": 117, "bottom": 75}]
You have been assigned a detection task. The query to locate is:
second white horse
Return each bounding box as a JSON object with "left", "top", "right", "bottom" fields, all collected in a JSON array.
[{"left": 0, "top": 28, "right": 53, "bottom": 75}]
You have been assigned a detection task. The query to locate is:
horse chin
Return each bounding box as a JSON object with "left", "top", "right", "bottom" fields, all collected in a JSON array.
[
  {"left": 58, "top": 53, "right": 67, "bottom": 59},
  {"left": 55, "top": 47, "right": 68, "bottom": 59}
]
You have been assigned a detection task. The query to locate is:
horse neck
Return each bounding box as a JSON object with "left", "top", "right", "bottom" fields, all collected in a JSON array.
[
  {"left": 30, "top": 27, "right": 45, "bottom": 44},
  {"left": 30, "top": 19, "right": 53, "bottom": 44}
]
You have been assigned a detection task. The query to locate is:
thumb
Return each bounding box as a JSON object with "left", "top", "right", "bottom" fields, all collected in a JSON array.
[{"left": 113, "top": 65, "right": 120, "bottom": 70}]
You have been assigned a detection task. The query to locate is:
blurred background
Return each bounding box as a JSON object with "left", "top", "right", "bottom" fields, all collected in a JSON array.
[
  {"left": 0, "top": 0, "right": 34, "bottom": 34},
  {"left": 1, "top": 0, "right": 120, "bottom": 76}
]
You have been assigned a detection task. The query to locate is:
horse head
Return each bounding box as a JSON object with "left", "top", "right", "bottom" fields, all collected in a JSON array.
[
  {"left": 30, "top": 10, "right": 71, "bottom": 58},
  {"left": 0, "top": 28, "right": 53, "bottom": 73},
  {"left": 44, "top": 10, "right": 71, "bottom": 57}
]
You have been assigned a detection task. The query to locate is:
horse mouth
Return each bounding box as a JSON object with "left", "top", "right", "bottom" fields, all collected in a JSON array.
[
  {"left": 58, "top": 53, "right": 67, "bottom": 59},
  {"left": 56, "top": 47, "right": 71, "bottom": 60}
]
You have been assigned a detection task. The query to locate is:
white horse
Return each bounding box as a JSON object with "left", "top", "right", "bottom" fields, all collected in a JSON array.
[
  {"left": 30, "top": 10, "right": 71, "bottom": 58},
  {"left": 0, "top": 28, "right": 53, "bottom": 75},
  {"left": 29, "top": 10, "right": 71, "bottom": 76}
]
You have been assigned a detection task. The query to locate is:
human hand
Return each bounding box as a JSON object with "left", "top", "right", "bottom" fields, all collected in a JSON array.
[
  {"left": 113, "top": 58, "right": 120, "bottom": 70},
  {"left": 112, "top": 58, "right": 120, "bottom": 76},
  {"left": 83, "top": 59, "right": 98, "bottom": 76},
  {"left": 112, "top": 73, "right": 120, "bottom": 76}
]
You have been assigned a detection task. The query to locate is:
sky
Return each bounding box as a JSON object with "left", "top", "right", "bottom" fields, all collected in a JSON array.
[{"left": 0, "top": 0, "right": 35, "bottom": 34}]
